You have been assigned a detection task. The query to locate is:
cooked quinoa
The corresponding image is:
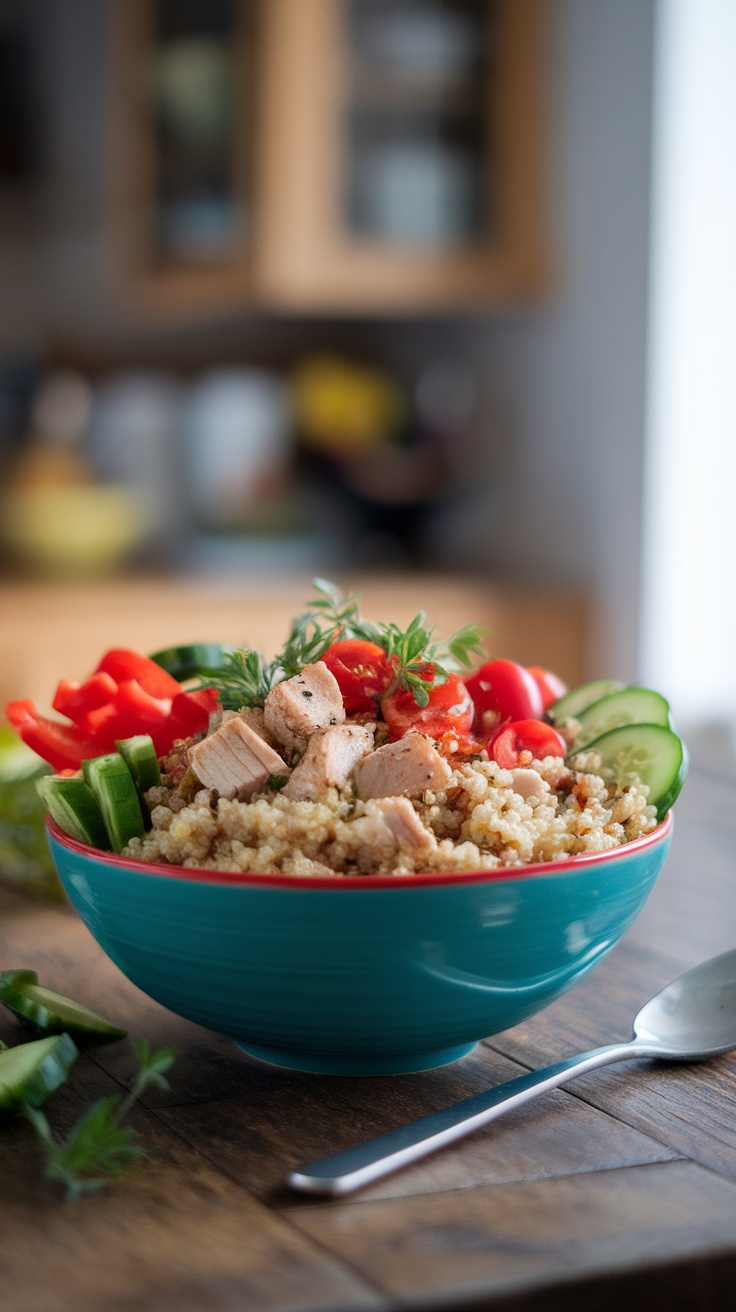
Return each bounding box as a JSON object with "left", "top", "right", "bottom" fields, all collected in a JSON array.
[{"left": 124, "top": 750, "right": 657, "bottom": 877}]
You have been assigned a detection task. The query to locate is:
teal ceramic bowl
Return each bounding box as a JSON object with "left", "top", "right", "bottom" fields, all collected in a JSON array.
[{"left": 47, "top": 814, "right": 672, "bottom": 1075}]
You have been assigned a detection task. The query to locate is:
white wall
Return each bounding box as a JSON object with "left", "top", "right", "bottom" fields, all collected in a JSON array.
[{"left": 640, "top": 0, "right": 736, "bottom": 725}]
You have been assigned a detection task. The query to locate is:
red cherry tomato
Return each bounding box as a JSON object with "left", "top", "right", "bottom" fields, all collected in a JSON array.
[
  {"left": 381, "top": 673, "right": 474, "bottom": 741},
  {"left": 489, "top": 719, "right": 566, "bottom": 769},
  {"left": 527, "top": 666, "right": 568, "bottom": 712},
  {"left": 465, "top": 659, "right": 543, "bottom": 736},
  {"left": 320, "top": 639, "right": 394, "bottom": 715}
]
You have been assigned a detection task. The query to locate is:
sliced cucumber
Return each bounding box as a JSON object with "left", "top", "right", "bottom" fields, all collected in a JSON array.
[
  {"left": 0, "top": 1033, "right": 78, "bottom": 1111},
  {"left": 0, "top": 968, "right": 38, "bottom": 988},
  {"left": 574, "top": 688, "right": 671, "bottom": 750},
  {"left": 116, "top": 734, "right": 161, "bottom": 796},
  {"left": 548, "top": 679, "right": 624, "bottom": 722},
  {"left": 82, "top": 753, "right": 145, "bottom": 853},
  {"left": 149, "top": 643, "right": 234, "bottom": 682},
  {"left": 36, "top": 774, "right": 110, "bottom": 850},
  {"left": 0, "top": 978, "right": 126, "bottom": 1042},
  {"left": 571, "top": 723, "right": 687, "bottom": 821}
]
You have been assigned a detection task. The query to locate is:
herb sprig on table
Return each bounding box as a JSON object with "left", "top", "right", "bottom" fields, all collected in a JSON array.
[{"left": 23, "top": 1039, "right": 177, "bottom": 1202}]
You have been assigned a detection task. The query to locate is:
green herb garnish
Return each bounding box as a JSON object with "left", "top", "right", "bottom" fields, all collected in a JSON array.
[
  {"left": 23, "top": 1039, "right": 177, "bottom": 1202},
  {"left": 266, "top": 774, "right": 289, "bottom": 791},
  {"left": 194, "top": 580, "right": 486, "bottom": 711},
  {"left": 377, "top": 613, "right": 486, "bottom": 706},
  {"left": 197, "top": 648, "right": 279, "bottom": 711}
]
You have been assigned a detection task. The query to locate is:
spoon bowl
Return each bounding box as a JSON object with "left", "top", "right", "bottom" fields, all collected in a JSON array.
[{"left": 632, "top": 949, "right": 736, "bottom": 1059}]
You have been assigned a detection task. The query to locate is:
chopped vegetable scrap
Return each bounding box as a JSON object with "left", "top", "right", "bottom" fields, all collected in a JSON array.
[{"left": 5, "top": 581, "right": 688, "bottom": 874}]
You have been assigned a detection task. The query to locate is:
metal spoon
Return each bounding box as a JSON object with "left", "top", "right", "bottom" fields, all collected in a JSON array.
[{"left": 287, "top": 948, "right": 736, "bottom": 1197}]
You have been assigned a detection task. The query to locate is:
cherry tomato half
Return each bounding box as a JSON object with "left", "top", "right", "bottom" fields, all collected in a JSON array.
[
  {"left": 381, "top": 672, "right": 473, "bottom": 742},
  {"left": 465, "top": 659, "right": 543, "bottom": 736},
  {"left": 527, "top": 666, "right": 568, "bottom": 712},
  {"left": 320, "top": 639, "right": 394, "bottom": 715},
  {"left": 489, "top": 719, "right": 566, "bottom": 769}
]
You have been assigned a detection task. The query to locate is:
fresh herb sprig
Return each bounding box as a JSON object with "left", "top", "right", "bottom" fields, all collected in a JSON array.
[
  {"left": 278, "top": 578, "right": 380, "bottom": 677},
  {"left": 23, "top": 1039, "right": 177, "bottom": 1202},
  {"left": 197, "top": 648, "right": 278, "bottom": 711},
  {"left": 193, "top": 580, "right": 486, "bottom": 712},
  {"left": 378, "top": 613, "right": 486, "bottom": 707}
]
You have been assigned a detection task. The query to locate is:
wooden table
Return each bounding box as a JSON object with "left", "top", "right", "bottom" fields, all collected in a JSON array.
[{"left": 1, "top": 761, "right": 735, "bottom": 1312}]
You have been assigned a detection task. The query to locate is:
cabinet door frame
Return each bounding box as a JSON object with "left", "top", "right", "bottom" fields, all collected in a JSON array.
[
  {"left": 254, "top": 0, "right": 548, "bottom": 313},
  {"left": 107, "top": 0, "right": 257, "bottom": 319}
]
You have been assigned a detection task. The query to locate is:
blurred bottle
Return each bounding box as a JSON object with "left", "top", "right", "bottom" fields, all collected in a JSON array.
[
  {"left": 184, "top": 369, "right": 293, "bottom": 533},
  {"left": 88, "top": 372, "right": 186, "bottom": 561}
]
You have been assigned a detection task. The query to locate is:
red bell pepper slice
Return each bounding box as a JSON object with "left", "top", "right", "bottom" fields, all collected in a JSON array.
[
  {"left": 5, "top": 699, "right": 97, "bottom": 772},
  {"left": 95, "top": 649, "right": 181, "bottom": 700},
  {"left": 163, "top": 688, "right": 219, "bottom": 743},
  {"left": 52, "top": 672, "right": 118, "bottom": 720}
]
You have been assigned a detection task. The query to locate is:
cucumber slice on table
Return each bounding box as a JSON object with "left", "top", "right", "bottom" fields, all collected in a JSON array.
[
  {"left": 82, "top": 753, "right": 145, "bottom": 853},
  {"left": 548, "top": 679, "right": 624, "bottom": 721},
  {"left": 116, "top": 735, "right": 161, "bottom": 795},
  {"left": 0, "top": 1034, "right": 78, "bottom": 1111},
  {"left": 571, "top": 723, "right": 687, "bottom": 821},
  {"left": 574, "top": 688, "right": 671, "bottom": 750},
  {"left": 0, "top": 976, "right": 126, "bottom": 1042},
  {"left": 149, "top": 643, "right": 234, "bottom": 682},
  {"left": 36, "top": 774, "right": 110, "bottom": 850},
  {"left": 0, "top": 969, "right": 38, "bottom": 992}
]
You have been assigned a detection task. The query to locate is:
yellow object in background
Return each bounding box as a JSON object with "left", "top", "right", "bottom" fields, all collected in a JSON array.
[
  {"left": 292, "top": 356, "right": 405, "bottom": 453},
  {"left": 0, "top": 485, "right": 149, "bottom": 579}
]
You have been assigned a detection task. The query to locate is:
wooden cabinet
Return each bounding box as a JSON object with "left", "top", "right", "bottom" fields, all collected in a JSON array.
[{"left": 109, "top": 0, "right": 546, "bottom": 318}]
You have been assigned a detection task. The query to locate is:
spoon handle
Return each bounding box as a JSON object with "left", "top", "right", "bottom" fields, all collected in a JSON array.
[{"left": 288, "top": 1039, "right": 659, "bottom": 1196}]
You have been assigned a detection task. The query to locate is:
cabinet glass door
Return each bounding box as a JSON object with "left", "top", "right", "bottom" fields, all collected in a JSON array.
[
  {"left": 345, "top": 0, "right": 494, "bottom": 249},
  {"left": 148, "top": 0, "right": 248, "bottom": 266}
]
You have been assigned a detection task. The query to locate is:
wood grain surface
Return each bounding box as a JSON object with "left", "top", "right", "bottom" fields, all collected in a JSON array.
[{"left": 1, "top": 761, "right": 735, "bottom": 1312}]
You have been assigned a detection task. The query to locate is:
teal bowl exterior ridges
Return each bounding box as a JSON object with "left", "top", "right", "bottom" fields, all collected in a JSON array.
[{"left": 47, "top": 816, "right": 672, "bottom": 1075}]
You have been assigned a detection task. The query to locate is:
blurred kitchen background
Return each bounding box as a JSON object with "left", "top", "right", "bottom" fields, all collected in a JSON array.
[{"left": 0, "top": 0, "right": 734, "bottom": 756}]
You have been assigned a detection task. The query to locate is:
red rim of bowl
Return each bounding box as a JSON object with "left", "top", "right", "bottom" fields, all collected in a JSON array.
[{"left": 46, "top": 811, "right": 673, "bottom": 890}]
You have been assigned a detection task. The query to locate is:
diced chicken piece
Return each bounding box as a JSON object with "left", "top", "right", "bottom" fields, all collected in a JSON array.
[
  {"left": 510, "top": 768, "right": 545, "bottom": 800},
  {"left": 190, "top": 716, "right": 290, "bottom": 801},
  {"left": 263, "top": 663, "right": 345, "bottom": 754},
  {"left": 354, "top": 733, "right": 452, "bottom": 800},
  {"left": 283, "top": 724, "right": 375, "bottom": 801},
  {"left": 378, "top": 796, "right": 437, "bottom": 859},
  {"left": 238, "top": 705, "right": 278, "bottom": 748},
  {"left": 347, "top": 797, "right": 437, "bottom": 863}
]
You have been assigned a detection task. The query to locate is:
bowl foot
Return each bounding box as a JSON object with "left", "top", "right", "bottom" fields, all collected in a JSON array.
[{"left": 235, "top": 1040, "right": 478, "bottom": 1075}]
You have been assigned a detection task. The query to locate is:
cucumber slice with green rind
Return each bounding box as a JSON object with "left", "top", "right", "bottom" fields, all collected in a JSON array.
[
  {"left": 0, "top": 969, "right": 38, "bottom": 993},
  {"left": 570, "top": 723, "right": 687, "bottom": 821},
  {"left": 36, "top": 775, "right": 110, "bottom": 850},
  {"left": 82, "top": 753, "right": 145, "bottom": 854},
  {"left": 548, "top": 679, "right": 625, "bottom": 722},
  {"left": 0, "top": 1033, "right": 78, "bottom": 1111},
  {"left": 116, "top": 735, "right": 161, "bottom": 796},
  {"left": 0, "top": 980, "right": 126, "bottom": 1042},
  {"left": 149, "top": 643, "right": 234, "bottom": 682},
  {"left": 574, "top": 688, "right": 671, "bottom": 750}
]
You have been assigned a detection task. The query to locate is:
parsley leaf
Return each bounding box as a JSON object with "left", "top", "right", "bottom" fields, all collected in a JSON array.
[{"left": 23, "top": 1041, "right": 177, "bottom": 1202}]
